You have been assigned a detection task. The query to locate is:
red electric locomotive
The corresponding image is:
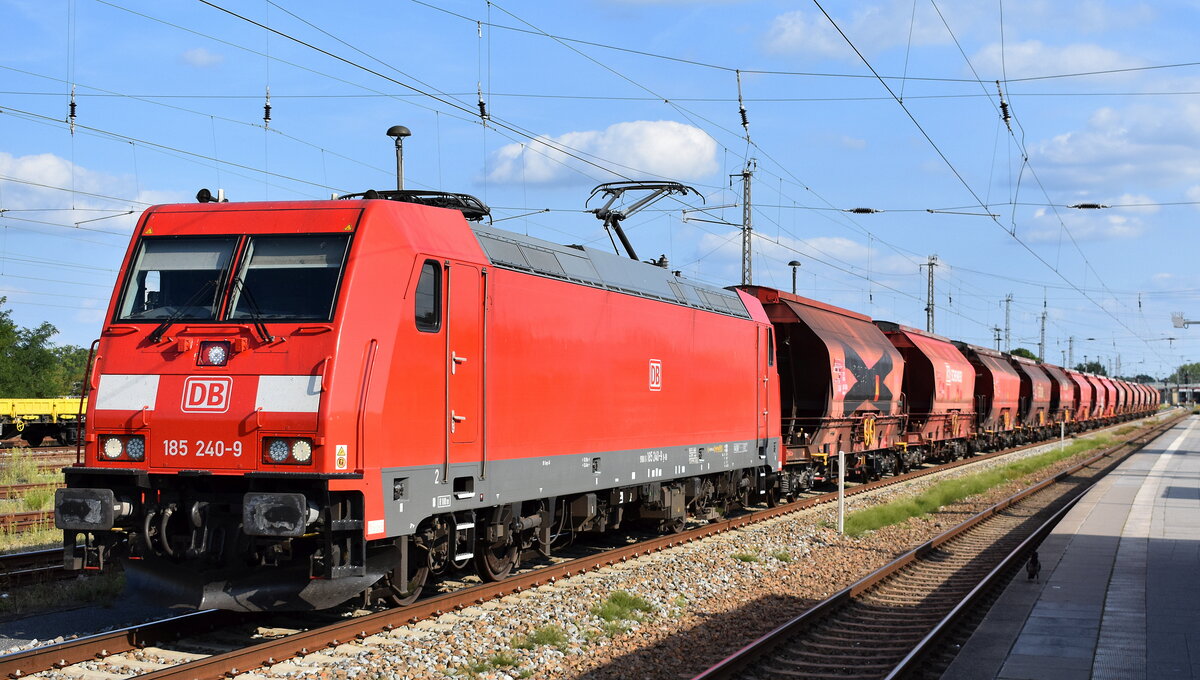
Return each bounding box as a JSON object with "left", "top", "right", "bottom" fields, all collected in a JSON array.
[{"left": 56, "top": 190, "right": 781, "bottom": 610}]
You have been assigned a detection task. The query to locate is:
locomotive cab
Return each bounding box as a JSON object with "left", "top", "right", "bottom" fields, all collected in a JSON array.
[{"left": 56, "top": 200, "right": 400, "bottom": 610}]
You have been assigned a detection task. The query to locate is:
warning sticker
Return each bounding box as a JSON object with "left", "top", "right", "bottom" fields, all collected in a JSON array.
[{"left": 335, "top": 444, "right": 348, "bottom": 470}]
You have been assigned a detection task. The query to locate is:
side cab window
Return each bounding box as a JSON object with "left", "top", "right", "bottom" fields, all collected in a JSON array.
[{"left": 415, "top": 260, "right": 442, "bottom": 332}]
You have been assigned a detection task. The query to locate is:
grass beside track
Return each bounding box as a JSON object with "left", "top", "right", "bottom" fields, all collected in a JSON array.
[
  {"left": 0, "top": 524, "right": 62, "bottom": 554},
  {"left": 0, "top": 572, "right": 125, "bottom": 617},
  {"left": 842, "top": 430, "right": 1134, "bottom": 537},
  {"left": 0, "top": 447, "right": 60, "bottom": 512}
]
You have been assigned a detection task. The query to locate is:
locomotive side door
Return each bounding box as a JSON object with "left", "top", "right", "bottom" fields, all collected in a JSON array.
[
  {"left": 758, "top": 326, "right": 771, "bottom": 446},
  {"left": 446, "top": 262, "right": 484, "bottom": 471}
]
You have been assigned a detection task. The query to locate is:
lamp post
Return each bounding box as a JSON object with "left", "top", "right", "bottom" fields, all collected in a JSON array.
[
  {"left": 1068, "top": 336, "right": 1095, "bottom": 368},
  {"left": 386, "top": 125, "right": 411, "bottom": 190},
  {"left": 788, "top": 260, "right": 802, "bottom": 295}
]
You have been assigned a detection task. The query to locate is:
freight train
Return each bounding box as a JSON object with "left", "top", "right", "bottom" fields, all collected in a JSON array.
[{"left": 55, "top": 188, "right": 1159, "bottom": 611}]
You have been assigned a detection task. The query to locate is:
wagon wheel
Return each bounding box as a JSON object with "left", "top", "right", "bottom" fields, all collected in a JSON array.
[
  {"left": 474, "top": 538, "right": 518, "bottom": 582},
  {"left": 765, "top": 482, "right": 784, "bottom": 508}
]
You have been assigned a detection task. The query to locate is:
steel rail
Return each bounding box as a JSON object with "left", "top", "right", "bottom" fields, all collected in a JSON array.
[
  {"left": 689, "top": 411, "right": 1183, "bottom": 680},
  {"left": 0, "top": 412, "right": 1169, "bottom": 680},
  {"left": 0, "top": 548, "right": 62, "bottom": 587},
  {"left": 0, "top": 610, "right": 243, "bottom": 678},
  {"left": 0, "top": 512, "right": 53, "bottom": 531},
  {"left": 0, "top": 483, "right": 62, "bottom": 500},
  {"left": 881, "top": 416, "right": 1182, "bottom": 680}
]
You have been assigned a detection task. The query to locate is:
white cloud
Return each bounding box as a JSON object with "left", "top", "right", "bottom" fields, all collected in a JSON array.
[
  {"left": 0, "top": 152, "right": 181, "bottom": 231},
  {"left": 1110, "top": 193, "right": 1160, "bottom": 214},
  {"left": 1031, "top": 102, "right": 1200, "bottom": 189},
  {"left": 971, "top": 40, "right": 1139, "bottom": 80},
  {"left": 485, "top": 120, "right": 718, "bottom": 184},
  {"left": 763, "top": 10, "right": 851, "bottom": 58},
  {"left": 689, "top": 229, "right": 914, "bottom": 286},
  {"left": 1186, "top": 185, "right": 1200, "bottom": 209},
  {"left": 181, "top": 47, "right": 224, "bottom": 68},
  {"left": 839, "top": 136, "right": 867, "bottom": 150},
  {"left": 763, "top": 2, "right": 958, "bottom": 59},
  {"left": 1022, "top": 204, "right": 1149, "bottom": 243},
  {"left": 762, "top": 2, "right": 1152, "bottom": 68}
]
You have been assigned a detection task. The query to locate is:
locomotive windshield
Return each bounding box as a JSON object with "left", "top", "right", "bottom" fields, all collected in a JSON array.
[
  {"left": 117, "top": 237, "right": 236, "bottom": 320},
  {"left": 228, "top": 234, "right": 350, "bottom": 321}
]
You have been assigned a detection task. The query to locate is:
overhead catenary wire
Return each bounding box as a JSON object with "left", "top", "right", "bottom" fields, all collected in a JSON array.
[
  {"left": 806, "top": 0, "right": 1172, "bottom": 367},
  {"left": 406, "top": 0, "right": 1200, "bottom": 85}
]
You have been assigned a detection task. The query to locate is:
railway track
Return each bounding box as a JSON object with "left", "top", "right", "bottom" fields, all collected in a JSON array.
[
  {"left": 0, "top": 512, "right": 53, "bottom": 532},
  {"left": 0, "top": 447, "right": 74, "bottom": 457},
  {"left": 0, "top": 485, "right": 61, "bottom": 501},
  {"left": 0, "top": 413, "right": 1175, "bottom": 680},
  {"left": 0, "top": 549, "right": 64, "bottom": 589},
  {"left": 691, "top": 412, "right": 1180, "bottom": 680}
]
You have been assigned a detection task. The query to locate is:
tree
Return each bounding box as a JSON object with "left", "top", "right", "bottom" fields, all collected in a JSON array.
[
  {"left": 1010, "top": 347, "right": 1039, "bottom": 361},
  {"left": 1167, "top": 362, "right": 1200, "bottom": 384},
  {"left": 1073, "top": 361, "right": 1108, "bottom": 376},
  {"left": 0, "top": 298, "right": 89, "bottom": 397}
]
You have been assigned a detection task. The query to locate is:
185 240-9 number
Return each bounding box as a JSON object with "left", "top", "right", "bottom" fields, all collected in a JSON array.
[{"left": 162, "top": 439, "right": 243, "bottom": 457}]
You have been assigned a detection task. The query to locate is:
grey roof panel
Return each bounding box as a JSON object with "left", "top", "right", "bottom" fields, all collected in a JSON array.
[{"left": 471, "top": 223, "right": 749, "bottom": 319}]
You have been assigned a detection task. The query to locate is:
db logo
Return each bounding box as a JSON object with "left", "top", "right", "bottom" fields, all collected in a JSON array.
[
  {"left": 648, "top": 359, "right": 663, "bottom": 392},
  {"left": 182, "top": 376, "right": 232, "bottom": 413}
]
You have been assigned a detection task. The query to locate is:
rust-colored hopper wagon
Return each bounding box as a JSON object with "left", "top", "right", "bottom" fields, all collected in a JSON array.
[
  {"left": 744, "top": 288, "right": 904, "bottom": 483},
  {"left": 1040, "top": 363, "right": 1077, "bottom": 429},
  {"left": 1009, "top": 355, "right": 1053, "bottom": 442},
  {"left": 1067, "top": 370, "right": 1095, "bottom": 430},
  {"left": 875, "top": 322, "right": 974, "bottom": 465},
  {"left": 953, "top": 342, "right": 1022, "bottom": 451}
]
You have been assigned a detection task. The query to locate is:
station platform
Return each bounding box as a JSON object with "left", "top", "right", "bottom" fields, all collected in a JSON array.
[{"left": 943, "top": 414, "right": 1200, "bottom": 680}]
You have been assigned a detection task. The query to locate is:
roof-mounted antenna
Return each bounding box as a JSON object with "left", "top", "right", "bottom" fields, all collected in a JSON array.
[
  {"left": 586, "top": 181, "right": 699, "bottom": 261},
  {"left": 386, "top": 125, "right": 412, "bottom": 190}
]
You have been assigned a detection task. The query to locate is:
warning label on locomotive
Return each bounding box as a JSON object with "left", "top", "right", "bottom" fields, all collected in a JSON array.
[{"left": 335, "top": 444, "right": 348, "bottom": 470}]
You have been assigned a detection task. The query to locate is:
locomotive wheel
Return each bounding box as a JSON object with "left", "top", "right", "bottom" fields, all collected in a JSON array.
[
  {"left": 474, "top": 539, "right": 517, "bottom": 582},
  {"left": 738, "top": 474, "right": 756, "bottom": 508},
  {"left": 426, "top": 517, "right": 453, "bottom": 576},
  {"left": 383, "top": 553, "right": 430, "bottom": 606}
]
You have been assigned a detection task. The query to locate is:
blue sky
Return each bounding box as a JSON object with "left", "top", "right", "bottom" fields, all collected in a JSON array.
[{"left": 2, "top": 0, "right": 1198, "bottom": 378}]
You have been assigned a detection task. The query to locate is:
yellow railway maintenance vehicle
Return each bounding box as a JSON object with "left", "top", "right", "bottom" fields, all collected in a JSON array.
[{"left": 0, "top": 398, "right": 85, "bottom": 446}]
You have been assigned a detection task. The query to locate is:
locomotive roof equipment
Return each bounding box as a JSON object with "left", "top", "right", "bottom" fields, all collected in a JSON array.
[{"left": 586, "top": 181, "right": 697, "bottom": 261}]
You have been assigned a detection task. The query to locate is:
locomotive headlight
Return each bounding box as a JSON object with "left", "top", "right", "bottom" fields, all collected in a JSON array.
[
  {"left": 290, "top": 439, "right": 312, "bottom": 463},
  {"left": 126, "top": 436, "right": 145, "bottom": 461},
  {"left": 102, "top": 436, "right": 124, "bottom": 460},
  {"left": 266, "top": 438, "right": 290, "bottom": 463},
  {"left": 198, "top": 340, "right": 231, "bottom": 366}
]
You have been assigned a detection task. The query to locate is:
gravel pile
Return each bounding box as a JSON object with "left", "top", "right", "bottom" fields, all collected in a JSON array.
[{"left": 242, "top": 425, "right": 1146, "bottom": 680}]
